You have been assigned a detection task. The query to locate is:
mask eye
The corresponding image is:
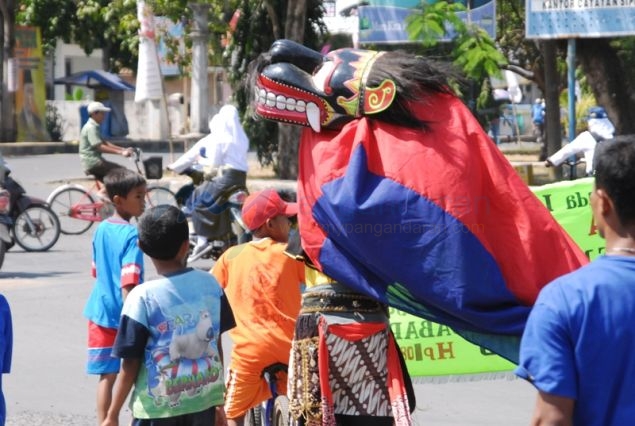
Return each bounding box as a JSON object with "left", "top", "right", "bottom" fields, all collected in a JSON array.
[{"left": 312, "top": 60, "right": 335, "bottom": 93}]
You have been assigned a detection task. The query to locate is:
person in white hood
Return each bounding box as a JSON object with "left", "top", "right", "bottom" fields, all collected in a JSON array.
[
  {"left": 168, "top": 105, "right": 249, "bottom": 256},
  {"left": 546, "top": 106, "right": 615, "bottom": 176}
]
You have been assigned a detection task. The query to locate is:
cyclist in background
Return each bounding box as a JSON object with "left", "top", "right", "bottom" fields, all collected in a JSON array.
[
  {"left": 79, "top": 101, "right": 134, "bottom": 183},
  {"left": 545, "top": 106, "right": 615, "bottom": 176}
]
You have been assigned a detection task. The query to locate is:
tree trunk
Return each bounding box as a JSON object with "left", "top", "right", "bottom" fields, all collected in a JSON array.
[
  {"left": 284, "top": 0, "right": 307, "bottom": 41},
  {"left": 101, "top": 43, "right": 111, "bottom": 71},
  {"left": 263, "top": 0, "right": 283, "bottom": 39},
  {"left": 275, "top": 0, "right": 307, "bottom": 180},
  {"left": 577, "top": 38, "right": 635, "bottom": 135},
  {"left": 543, "top": 40, "right": 563, "bottom": 179},
  {"left": 0, "top": 0, "right": 17, "bottom": 142}
]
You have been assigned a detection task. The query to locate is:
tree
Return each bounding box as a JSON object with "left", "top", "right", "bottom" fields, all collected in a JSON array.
[
  {"left": 577, "top": 38, "right": 635, "bottom": 135},
  {"left": 410, "top": 0, "right": 635, "bottom": 161},
  {"left": 225, "top": 0, "right": 326, "bottom": 179},
  {"left": 16, "top": 0, "right": 136, "bottom": 70},
  {"left": 15, "top": 0, "right": 76, "bottom": 55},
  {"left": 406, "top": 0, "right": 506, "bottom": 120},
  {"left": 495, "top": 0, "right": 635, "bottom": 148},
  {"left": 276, "top": 0, "right": 307, "bottom": 180}
]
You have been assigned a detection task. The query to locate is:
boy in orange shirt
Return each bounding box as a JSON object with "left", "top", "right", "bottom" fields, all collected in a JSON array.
[{"left": 211, "top": 188, "right": 305, "bottom": 426}]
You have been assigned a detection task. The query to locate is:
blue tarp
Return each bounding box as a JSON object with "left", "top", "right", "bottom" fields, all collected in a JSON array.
[{"left": 53, "top": 70, "right": 135, "bottom": 91}]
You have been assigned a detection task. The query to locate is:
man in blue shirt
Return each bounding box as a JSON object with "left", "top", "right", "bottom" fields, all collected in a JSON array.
[{"left": 516, "top": 136, "right": 635, "bottom": 425}]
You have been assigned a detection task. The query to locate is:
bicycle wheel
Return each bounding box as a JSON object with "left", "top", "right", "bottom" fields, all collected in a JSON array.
[
  {"left": 48, "top": 187, "right": 95, "bottom": 235},
  {"left": 13, "top": 205, "right": 61, "bottom": 252},
  {"left": 273, "top": 396, "right": 289, "bottom": 426},
  {"left": 245, "top": 405, "right": 263, "bottom": 426},
  {"left": 146, "top": 186, "right": 177, "bottom": 208}
]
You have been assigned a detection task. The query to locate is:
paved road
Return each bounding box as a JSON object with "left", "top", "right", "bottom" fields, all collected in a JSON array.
[{"left": 0, "top": 153, "right": 536, "bottom": 425}]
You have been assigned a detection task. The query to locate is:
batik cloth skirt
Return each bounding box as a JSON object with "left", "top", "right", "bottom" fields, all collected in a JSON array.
[{"left": 288, "top": 283, "right": 414, "bottom": 426}]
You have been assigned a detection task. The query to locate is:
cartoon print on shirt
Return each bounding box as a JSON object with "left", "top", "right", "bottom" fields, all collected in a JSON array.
[
  {"left": 149, "top": 310, "right": 222, "bottom": 407},
  {"left": 169, "top": 310, "right": 216, "bottom": 360}
]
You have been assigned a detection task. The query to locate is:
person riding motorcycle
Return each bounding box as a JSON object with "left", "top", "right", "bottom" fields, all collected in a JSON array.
[
  {"left": 167, "top": 104, "right": 249, "bottom": 257},
  {"left": 0, "top": 151, "right": 11, "bottom": 269},
  {"left": 545, "top": 106, "right": 615, "bottom": 176}
]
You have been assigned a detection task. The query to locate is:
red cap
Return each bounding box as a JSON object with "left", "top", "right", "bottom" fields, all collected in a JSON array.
[{"left": 241, "top": 189, "right": 298, "bottom": 231}]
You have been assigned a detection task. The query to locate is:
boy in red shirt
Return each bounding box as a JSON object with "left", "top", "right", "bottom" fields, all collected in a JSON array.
[{"left": 212, "top": 189, "right": 305, "bottom": 426}]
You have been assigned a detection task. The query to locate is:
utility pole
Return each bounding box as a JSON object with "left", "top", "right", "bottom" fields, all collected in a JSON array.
[{"left": 188, "top": 3, "right": 209, "bottom": 134}]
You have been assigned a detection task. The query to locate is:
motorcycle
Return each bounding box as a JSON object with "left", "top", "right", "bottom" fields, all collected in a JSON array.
[
  {"left": 168, "top": 148, "right": 251, "bottom": 263},
  {"left": 185, "top": 185, "right": 251, "bottom": 262},
  {"left": 0, "top": 189, "right": 11, "bottom": 270},
  {"left": 1, "top": 169, "right": 61, "bottom": 253}
]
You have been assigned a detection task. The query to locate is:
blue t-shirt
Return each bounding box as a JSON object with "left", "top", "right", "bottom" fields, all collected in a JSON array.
[
  {"left": 0, "top": 295, "right": 12, "bottom": 426},
  {"left": 113, "top": 268, "right": 235, "bottom": 419},
  {"left": 516, "top": 255, "right": 635, "bottom": 425},
  {"left": 531, "top": 103, "right": 545, "bottom": 124},
  {"left": 83, "top": 218, "right": 144, "bottom": 328}
]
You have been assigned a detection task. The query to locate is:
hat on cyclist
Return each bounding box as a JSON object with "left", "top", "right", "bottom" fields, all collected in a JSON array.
[
  {"left": 87, "top": 101, "right": 111, "bottom": 114},
  {"left": 242, "top": 188, "right": 298, "bottom": 231},
  {"left": 587, "top": 106, "right": 608, "bottom": 119}
]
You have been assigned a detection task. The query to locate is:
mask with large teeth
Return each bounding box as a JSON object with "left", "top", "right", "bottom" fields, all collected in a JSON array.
[{"left": 253, "top": 39, "right": 396, "bottom": 132}]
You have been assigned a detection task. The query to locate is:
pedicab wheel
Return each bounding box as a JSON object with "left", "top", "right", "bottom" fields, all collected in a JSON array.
[
  {"left": 13, "top": 205, "right": 61, "bottom": 252},
  {"left": 48, "top": 186, "right": 95, "bottom": 235},
  {"left": 273, "top": 396, "right": 289, "bottom": 426},
  {"left": 146, "top": 186, "right": 177, "bottom": 207},
  {"left": 245, "top": 405, "right": 263, "bottom": 426}
]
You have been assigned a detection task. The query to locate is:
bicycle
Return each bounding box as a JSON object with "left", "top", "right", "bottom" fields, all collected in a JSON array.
[
  {"left": 244, "top": 363, "right": 289, "bottom": 426},
  {"left": 545, "top": 158, "right": 589, "bottom": 181},
  {"left": 46, "top": 148, "right": 177, "bottom": 235}
]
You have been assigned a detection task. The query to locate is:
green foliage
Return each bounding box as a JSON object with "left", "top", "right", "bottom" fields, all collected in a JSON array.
[
  {"left": 17, "top": 0, "right": 137, "bottom": 70},
  {"left": 405, "top": 1, "right": 465, "bottom": 48},
  {"left": 16, "top": 0, "right": 77, "bottom": 55},
  {"left": 64, "top": 87, "right": 84, "bottom": 101},
  {"left": 453, "top": 26, "right": 506, "bottom": 81},
  {"left": 17, "top": 0, "right": 230, "bottom": 72},
  {"left": 495, "top": 0, "right": 541, "bottom": 75},
  {"left": 406, "top": 0, "right": 507, "bottom": 110}
]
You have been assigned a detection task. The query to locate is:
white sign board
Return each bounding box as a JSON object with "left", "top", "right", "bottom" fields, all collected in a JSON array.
[{"left": 526, "top": 1, "right": 635, "bottom": 38}]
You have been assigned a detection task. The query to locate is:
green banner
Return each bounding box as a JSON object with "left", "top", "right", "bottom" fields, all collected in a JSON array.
[{"left": 391, "top": 177, "right": 600, "bottom": 378}]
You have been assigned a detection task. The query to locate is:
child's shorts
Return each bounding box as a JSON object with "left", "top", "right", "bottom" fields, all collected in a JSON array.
[
  {"left": 86, "top": 321, "right": 120, "bottom": 375},
  {"left": 131, "top": 406, "right": 216, "bottom": 425},
  {"left": 224, "top": 368, "right": 288, "bottom": 419}
]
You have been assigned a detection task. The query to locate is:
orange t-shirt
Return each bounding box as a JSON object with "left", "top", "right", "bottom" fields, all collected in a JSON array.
[{"left": 212, "top": 238, "right": 305, "bottom": 371}]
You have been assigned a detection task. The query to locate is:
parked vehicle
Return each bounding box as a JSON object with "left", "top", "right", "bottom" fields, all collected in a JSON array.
[
  {"left": 2, "top": 171, "right": 61, "bottom": 252},
  {"left": 0, "top": 189, "right": 11, "bottom": 269}
]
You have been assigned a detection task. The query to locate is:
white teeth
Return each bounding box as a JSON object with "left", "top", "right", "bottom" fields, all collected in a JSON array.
[
  {"left": 306, "top": 102, "right": 321, "bottom": 132},
  {"left": 276, "top": 95, "right": 286, "bottom": 110},
  {"left": 266, "top": 92, "right": 276, "bottom": 107},
  {"left": 256, "top": 89, "right": 321, "bottom": 131}
]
